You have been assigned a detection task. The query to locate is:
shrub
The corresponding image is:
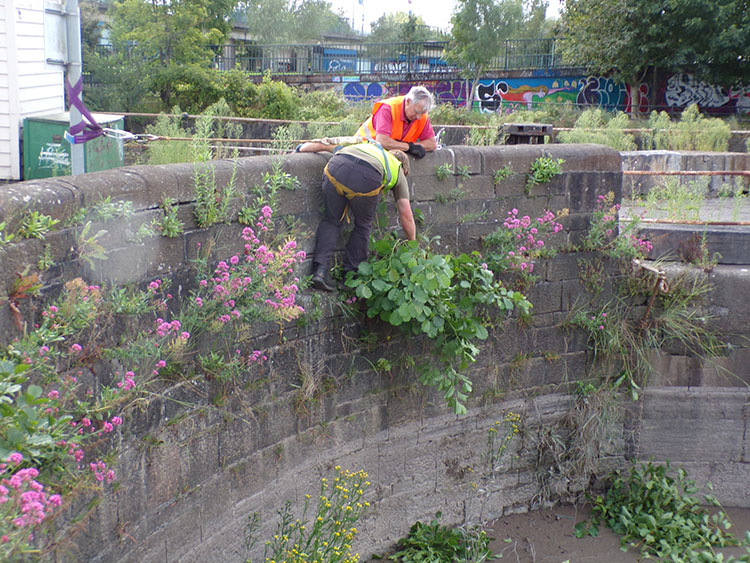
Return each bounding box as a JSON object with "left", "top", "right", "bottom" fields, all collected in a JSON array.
[
  {"left": 557, "top": 108, "right": 637, "bottom": 150},
  {"left": 150, "top": 63, "right": 224, "bottom": 114},
  {"left": 346, "top": 236, "right": 530, "bottom": 414},
  {"left": 246, "top": 71, "right": 300, "bottom": 120},
  {"left": 645, "top": 104, "right": 731, "bottom": 151},
  {"left": 388, "top": 512, "right": 496, "bottom": 562},
  {"left": 297, "top": 89, "right": 349, "bottom": 121},
  {"left": 220, "top": 68, "right": 259, "bottom": 118},
  {"left": 576, "top": 461, "right": 748, "bottom": 560}
]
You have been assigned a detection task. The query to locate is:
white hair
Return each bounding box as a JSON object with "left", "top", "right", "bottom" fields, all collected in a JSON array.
[{"left": 406, "top": 86, "right": 435, "bottom": 112}]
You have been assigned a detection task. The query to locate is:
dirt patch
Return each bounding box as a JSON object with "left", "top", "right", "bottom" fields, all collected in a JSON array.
[{"left": 487, "top": 504, "right": 750, "bottom": 562}]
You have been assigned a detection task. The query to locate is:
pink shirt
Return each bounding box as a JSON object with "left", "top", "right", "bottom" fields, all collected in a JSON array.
[{"left": 372, "top": 103, "right": 435, "bottom": 143}]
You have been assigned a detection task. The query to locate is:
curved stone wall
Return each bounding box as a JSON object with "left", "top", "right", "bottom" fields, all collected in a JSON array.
[{"left": 1, "top": 145, "right": 749, "bottom": 562}]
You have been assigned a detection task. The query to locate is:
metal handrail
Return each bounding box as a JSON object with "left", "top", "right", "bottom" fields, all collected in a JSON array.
[{"left": 87, "top": 38, "right": 566, "bottom": 78}]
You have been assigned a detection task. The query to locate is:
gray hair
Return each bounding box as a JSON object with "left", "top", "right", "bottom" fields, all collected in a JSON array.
[{"left": 406, "top": 86, "right": 435, "bottom": 112}]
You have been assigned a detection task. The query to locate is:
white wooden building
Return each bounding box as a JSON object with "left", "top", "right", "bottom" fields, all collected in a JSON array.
[{"left": 1, "top": 0, "right": 66, "bottom": 181}]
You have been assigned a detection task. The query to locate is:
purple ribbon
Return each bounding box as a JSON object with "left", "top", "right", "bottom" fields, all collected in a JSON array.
[{"left": 65, "top": 77, "right": 104, "bottom": 144}]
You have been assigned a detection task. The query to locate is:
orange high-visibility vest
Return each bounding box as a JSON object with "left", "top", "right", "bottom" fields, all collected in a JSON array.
[{"left": 356, "top": 96, "right": 429, "bottom": 143}]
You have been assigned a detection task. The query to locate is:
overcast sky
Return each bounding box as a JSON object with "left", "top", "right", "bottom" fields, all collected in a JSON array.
[{"left": 327, "top": 0, "right": 563, "bottom": 34}]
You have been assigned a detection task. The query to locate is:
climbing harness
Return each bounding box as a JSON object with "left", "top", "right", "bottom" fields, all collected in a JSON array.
[
  {"left": 323, "top": 138, "right": 402, "bottom": 223},
  {"left": 323, "top": 162, "right": 385, "bottom": 224}
]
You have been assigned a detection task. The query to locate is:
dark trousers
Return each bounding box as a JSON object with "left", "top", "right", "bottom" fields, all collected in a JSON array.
[{"left": 313, "top": 153, "right": 382, "bottom": 272}]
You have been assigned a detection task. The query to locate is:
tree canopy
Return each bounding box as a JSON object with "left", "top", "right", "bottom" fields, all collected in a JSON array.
[
  {"left": 368, "top": 12, "right": 434, "bottom": 43},
  {"left": 110, "top": 0, "right": 233, "bottom": 66},
  {"left": 559, "top": 0, "right": 750, "bottom": 88},
  {"left": 447, "top": 0, "right": 524, "bottom": 109},
  {"left": 236, "top": 0, "right": 352, "bottom": 43}
]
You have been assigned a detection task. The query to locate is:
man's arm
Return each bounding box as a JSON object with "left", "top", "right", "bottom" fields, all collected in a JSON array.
[
  {"left": 418, "top": 136, "right": 437, "bottom": 152},
  {"left": 297, "top": 141, "right": 336, "bottom": 153},
  {"left": 396, "top": 199, "right": 416, "bottom": 241},
  {"left": 374, "top": 134, "right": 409, "bottom": 152}
]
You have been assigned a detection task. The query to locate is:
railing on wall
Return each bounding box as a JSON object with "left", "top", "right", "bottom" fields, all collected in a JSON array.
[
  {"left": 208, "top": 39, "right": 565, "bottom": 75},
  {"left": 85, "top": 39, "right": 566, "bottom": 82}
]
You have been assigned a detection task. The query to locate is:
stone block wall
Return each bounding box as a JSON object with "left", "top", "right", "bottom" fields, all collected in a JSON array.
[{"left": 1, "top": 145, "right": 749, "bottom": 562}]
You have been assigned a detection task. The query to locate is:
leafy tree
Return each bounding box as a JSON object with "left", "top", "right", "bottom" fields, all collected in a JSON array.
[
  {"left": 108, "top": 0, "right": 234, "bottom": 106},
  {"left": 368, "top": 12, "right": 432, "bottom": 43},
  {"left": 295, "top": 0, "right": 352, "bottom": 41},
  {"left": 559, "top": 0, "right": 750, "bottom": 112},
  {"left": 236, "top": 0, "right": 352, "bottom": 43},
  {"left": 447, "top": 0, "right": 524, "bottom": 111},
  {"left": 518, "top": 0, "right": 553, "bottom": 38}
]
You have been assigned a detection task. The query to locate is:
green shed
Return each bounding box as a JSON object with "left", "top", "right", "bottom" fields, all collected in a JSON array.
[{"left": 22, "top": 112, "right": 125, "bottom": 179}]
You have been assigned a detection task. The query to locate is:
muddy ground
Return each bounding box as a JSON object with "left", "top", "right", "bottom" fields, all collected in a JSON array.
[{"left": 486, "top": 504, "right": 750, "bottom": 562}]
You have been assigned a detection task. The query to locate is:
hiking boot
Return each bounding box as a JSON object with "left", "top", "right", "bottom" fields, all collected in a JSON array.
[{"left": 311, "top": 265, "right": 336, "bottom": 292}]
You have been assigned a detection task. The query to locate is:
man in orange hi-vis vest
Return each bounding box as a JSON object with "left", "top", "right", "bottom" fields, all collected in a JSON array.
[{"left": 355, "top": 86, "right": 437, "bottom": 159}]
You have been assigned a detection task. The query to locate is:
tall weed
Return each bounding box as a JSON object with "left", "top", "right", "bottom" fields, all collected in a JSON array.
[
  {"left": 557, "top": 109, "right": 636, "bottom": 150},
  {"left": 645, "top": 104, "right": 730, "bottom": 151}
]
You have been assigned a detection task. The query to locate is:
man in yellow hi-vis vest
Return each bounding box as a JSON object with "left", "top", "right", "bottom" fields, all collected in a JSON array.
[
  {"left": 356, "top": 86, "right": 437, "bottom": 159},
  {"left": 297, "top": 141, "right": 416, "bottom": 292}
]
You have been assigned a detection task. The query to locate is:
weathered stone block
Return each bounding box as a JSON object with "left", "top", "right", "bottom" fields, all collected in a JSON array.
[{"left": 639, "top": 388, "right": 748, "bottom": 462}]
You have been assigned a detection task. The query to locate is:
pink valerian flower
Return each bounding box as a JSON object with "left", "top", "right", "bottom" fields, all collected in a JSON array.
[
  {"left": 117, "top": 371, "right": 136, "bottom": 390},
  {"left": 148, "top": 279, "right": 162, "bottom": 292},
  {"left": 70, "top": 343, "right": 83, "bottom": 354},
  {"left": 0, "top": 466, "right": 61, "bottom": 528},
  {"left": 247, "top": 350, "right": 267, "bottom": 364},
  {"left": 8, "top": 453, "right": 22, "bottom": 465},
  {"left": 500, "top": 208, "right": 563, "bottom": 274},
  {"left": 88, "top": 461, "right": 116, "bottom": 484}
]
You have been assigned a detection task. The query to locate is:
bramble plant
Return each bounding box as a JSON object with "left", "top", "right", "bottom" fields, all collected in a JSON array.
[
  {"left": 346, "top": 235, "right": 530, "bottom": 414},
  {"left": 246, "top": 466, "right": 370, "bottom": 563},
  {"left": 576, "top": 461, "right": 750, "bottom": 561}
]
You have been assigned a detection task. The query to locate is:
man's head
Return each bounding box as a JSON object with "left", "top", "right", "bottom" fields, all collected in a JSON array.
[
  {"left": 390, "top": 149, "right": 410, "bottom": 176},
  {"left": 404, "top": 86, "right": 434, "bottom": 122}
]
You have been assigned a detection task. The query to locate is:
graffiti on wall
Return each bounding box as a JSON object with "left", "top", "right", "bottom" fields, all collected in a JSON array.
[
  {"left": 342, "top": 80, "right": 468, "bottom": 107},
  {"left": 339, "top": 73, "right": 747, "bottom": 115},
  {"left": 665, "top": 73, "right": 750, "bottom": 115}
]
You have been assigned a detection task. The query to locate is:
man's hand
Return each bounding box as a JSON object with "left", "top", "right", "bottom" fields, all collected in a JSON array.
[{"left": 407, "top": 143, "right": 426, "bottom": 159}]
